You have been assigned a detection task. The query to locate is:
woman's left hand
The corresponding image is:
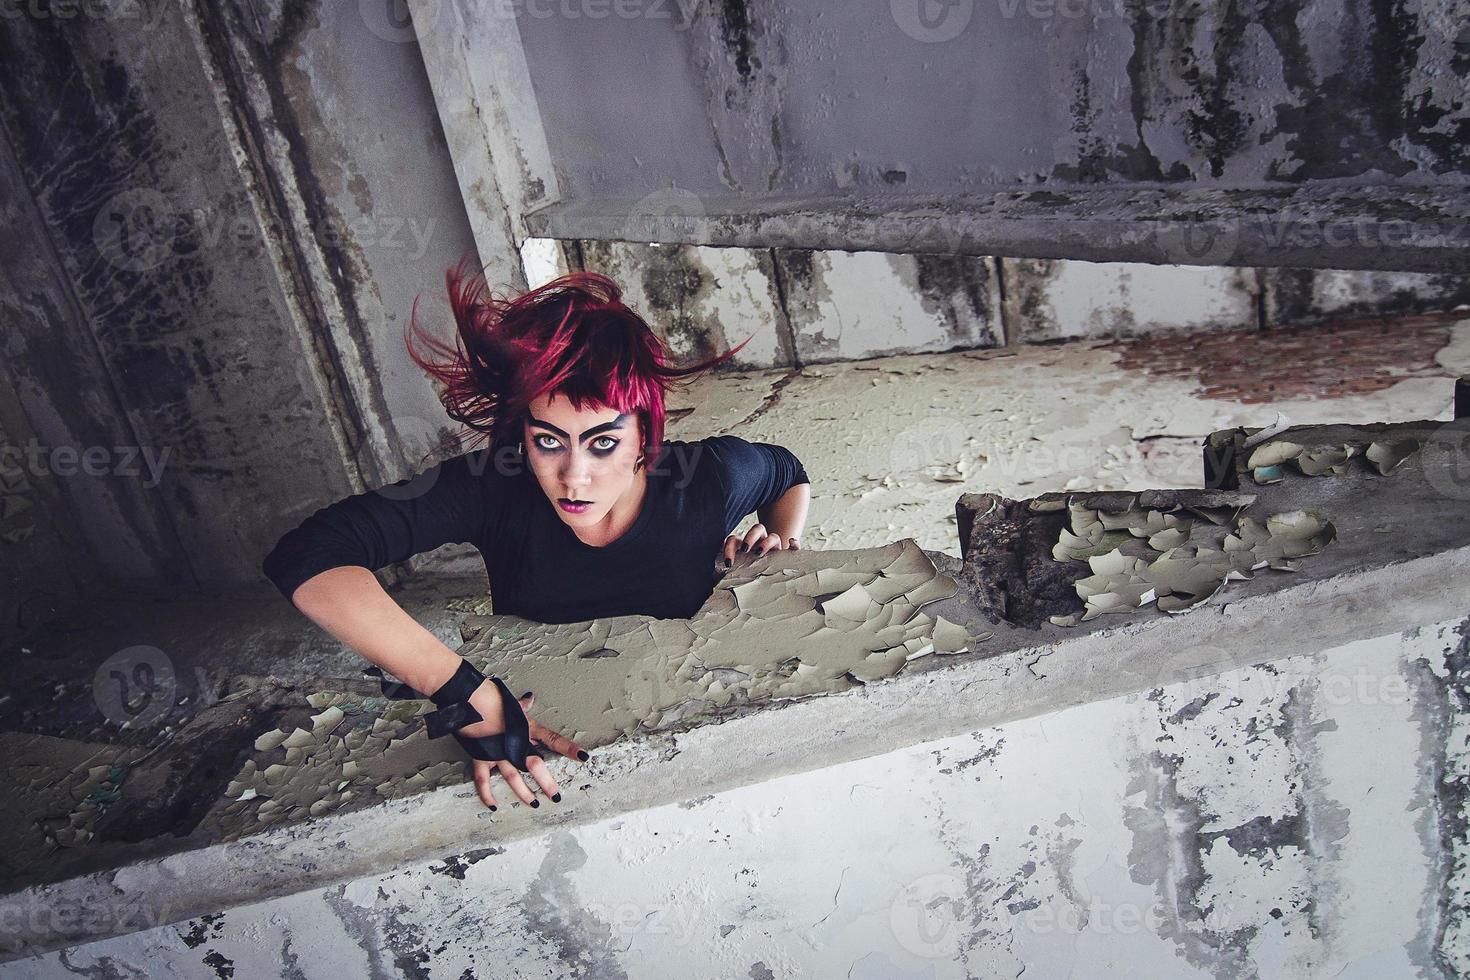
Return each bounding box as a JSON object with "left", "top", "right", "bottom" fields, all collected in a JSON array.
[{"left": 723, "top": 523, "right": 800, "bottom": 563}]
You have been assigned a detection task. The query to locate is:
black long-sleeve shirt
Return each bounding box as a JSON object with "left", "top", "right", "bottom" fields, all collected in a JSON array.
[{"left": 261, "top": 435, "right": 809, "bottom": 624}]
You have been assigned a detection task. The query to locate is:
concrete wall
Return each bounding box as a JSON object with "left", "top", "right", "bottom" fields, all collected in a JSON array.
[
  {"left": 512, "top": 0, "right": 1469, "bottom": 197},
  {"left": 567, "top": 242, "right": 1004, "bottom": 370},
  {"left": 431, "top": 0, "right": 1470, "bottom": 272},
  {"left": 12, "top": 616, "right": 1467, "bottom": 977},
  {"left": 1264, "top": 268, "right": 1470, "bottom": 329},
  {"left": 539, "top": 239, "right": 1470, "bottom": 367},
  {"left": 0, "top": 2, "right": 487, "bottom": 597}
]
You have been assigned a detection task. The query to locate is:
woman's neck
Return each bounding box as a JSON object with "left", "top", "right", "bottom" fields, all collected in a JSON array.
[{"left": 573, "top": 465, "right": 649, "bottom": 547}]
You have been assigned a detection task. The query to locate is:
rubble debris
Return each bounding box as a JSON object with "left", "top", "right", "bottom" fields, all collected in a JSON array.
[
  {"left": 1365, "top": 439, "right": 1421, "bottom": 476},
  {"left": 1050, "top": 497, "right": 1336, "bottom": 622}
]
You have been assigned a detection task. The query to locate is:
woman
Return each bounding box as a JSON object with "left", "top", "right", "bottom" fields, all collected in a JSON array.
[{"left": 261, "top": 258, "right": 811, "bottom": 813}]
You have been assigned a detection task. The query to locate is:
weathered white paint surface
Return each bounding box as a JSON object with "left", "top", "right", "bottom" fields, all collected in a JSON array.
[
  {"left": 12, "top": 619, "right": 1466, "bottom": 978},
  {"left": 1312, "top": 269, "right": 1463, "bottom": 312},
  {"left": 525, "top": 237, "right": 1470, "bottom": 366},
  {"left": 520, "top": 238, "right": 570, "bottom": 290},
  {"left": 1002, "top": 257, "right": 1259, "bottom": 341},
  {"left": 569, "top": 242, "right": 1007, "bottom": 370},
  {"left": 780, "top": 251, "right": 1003, "bottom": 362},
  {"left": 578, "top": 241, "right": 793, "bottom": 371},
  {"left": 1263, "top": 268, "right": 1470, "bottom": 326},
  {"left": 519, "top": 232, "right": 1470, "bottom": 375}
]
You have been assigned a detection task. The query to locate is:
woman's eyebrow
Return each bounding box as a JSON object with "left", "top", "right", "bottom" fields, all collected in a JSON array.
[{"left": 529, "top": 413, "right": 628, "bottom": 440}]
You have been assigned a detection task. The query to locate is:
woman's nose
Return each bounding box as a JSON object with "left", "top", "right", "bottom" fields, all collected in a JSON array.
[{"left": 560, "top": 452, "right": 592, "bottom": 487}]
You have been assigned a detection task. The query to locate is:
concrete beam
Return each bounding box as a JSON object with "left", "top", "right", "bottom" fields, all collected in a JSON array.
[{"left": 524, "top": 185, "right": 1470, "bottom": 274}]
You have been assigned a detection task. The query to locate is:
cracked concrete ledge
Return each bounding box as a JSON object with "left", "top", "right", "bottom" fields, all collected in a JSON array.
[
  {"left": 2, "top": 421, "right": 1464, "bottom": 961},
  {"left": 2, "top": 520, "right": 1466, "bottom": 960}
]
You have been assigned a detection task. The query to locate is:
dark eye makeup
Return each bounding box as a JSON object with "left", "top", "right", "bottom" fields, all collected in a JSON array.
[{"left": 532, "top": 433, "right": 619, "bottom": 455}]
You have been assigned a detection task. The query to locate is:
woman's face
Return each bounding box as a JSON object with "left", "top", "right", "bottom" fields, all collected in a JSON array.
[{"left": 522, "top": 391, "right": 644, "bottom": 531}]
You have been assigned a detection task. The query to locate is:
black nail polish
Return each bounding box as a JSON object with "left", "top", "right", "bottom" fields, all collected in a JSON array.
[
  {"left": 551, "top": 792, "right": 562, "bottom": 803},
  {"left": 577, "top": 750, "right": 589, "bottom": 761},
  {"left": 489, "top": 804, "right": 497, "bottom": 812},
  {"left": 522, "top": 691, "right": 533, "bottom": 699},
  {"left": 530, "top": 798, "right": 539, "bottom": 808}
]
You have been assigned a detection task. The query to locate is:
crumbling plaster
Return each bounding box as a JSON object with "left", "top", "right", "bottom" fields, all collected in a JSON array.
[
  {"left": 671, "top": 318, "right": 1470, "bottom": 555},
  {"left": 7, "top": 617, "right": 1467, "bottom": 977},
  {"left": 4, "top": 413, "right": 1470, "bottom": 961}
]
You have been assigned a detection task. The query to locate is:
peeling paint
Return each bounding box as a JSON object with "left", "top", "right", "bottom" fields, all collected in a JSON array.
[
  {"left": 580, "top": 241, "right": 793, "bottom": 370},
  {"left": 11, "top": 622, "right": 1470, "bottom": 974},
  {"left": 1426, "top": 621, "right": 1470, "bottom": 976},
  {"left": 511, "top": 1, "right": 1470, "bottom": 197},
  {"left": 520, "top": 831, "right": 628, "bottom": 977}
]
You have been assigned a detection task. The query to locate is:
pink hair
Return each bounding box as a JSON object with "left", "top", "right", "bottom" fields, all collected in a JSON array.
[{"left": 405, "top": 255, "right": 753, "bottom": 465}]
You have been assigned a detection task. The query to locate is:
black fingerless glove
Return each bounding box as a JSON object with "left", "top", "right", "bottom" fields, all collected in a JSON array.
[{"left": 367, "top": 660, "right": 541, "bottom": 771}]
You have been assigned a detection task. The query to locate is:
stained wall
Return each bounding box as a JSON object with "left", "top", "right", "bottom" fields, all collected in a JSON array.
[{"left": 11, "top": 618, "right": 1466, "bottom": 977}]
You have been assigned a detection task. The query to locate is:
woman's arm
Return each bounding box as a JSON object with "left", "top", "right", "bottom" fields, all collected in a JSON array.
[
  {"left": 755, "top": 481, "right": 811, "bottom": 549},
  {"left": 261, "top": 451, "right": 584, "bottom": 809},
  {"left": 288, "top": 566, "right": 485, "bottom": 709},
  {"left": 707, "top": 435, "right": 811, "bottom": 559},
  {"left": 263, "top": 450, "right": 494, "bottom": 708},
  {"left": 287, "top": 563, "right": 588, "bottom": 812},
  {"left": 288, "top": 565, "right": 588, "bottom": 810}
]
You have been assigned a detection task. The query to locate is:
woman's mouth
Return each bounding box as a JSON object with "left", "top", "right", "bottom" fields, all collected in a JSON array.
[{"left": 558, "top": 498, "right": 592, "bottom": 514}]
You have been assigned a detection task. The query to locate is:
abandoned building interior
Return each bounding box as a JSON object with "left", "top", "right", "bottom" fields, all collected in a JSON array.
[{"left": 1, "top": 1, "right": 1468, "bottom": 977}]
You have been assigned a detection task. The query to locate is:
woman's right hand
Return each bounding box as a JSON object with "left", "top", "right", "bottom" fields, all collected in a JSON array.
[{"left": 457, "top": 681, "right": 588, "bottom": 811}]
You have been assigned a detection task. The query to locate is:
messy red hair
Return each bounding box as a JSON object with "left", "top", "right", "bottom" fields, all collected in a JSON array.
[{"left": 405, "top": 255, "right": 753, "bottom": 466}]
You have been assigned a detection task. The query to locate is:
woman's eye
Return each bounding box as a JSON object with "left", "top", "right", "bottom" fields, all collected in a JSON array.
[{"left": 532, "top": 434, "right": 616, "bottom": 452}]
